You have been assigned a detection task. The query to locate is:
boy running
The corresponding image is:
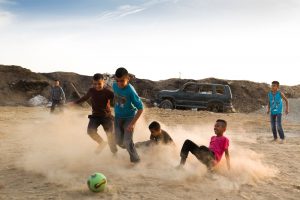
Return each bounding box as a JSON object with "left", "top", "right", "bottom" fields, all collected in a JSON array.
[
  {"left": 113, "top": 67, "right": 143, "bottom": 163},
  {"left": 70, "top": 73, "right": 117, "bottom": 154}
]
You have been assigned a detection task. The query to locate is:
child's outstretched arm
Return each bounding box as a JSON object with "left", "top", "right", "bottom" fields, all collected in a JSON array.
[
  {"left": 225, "top": 149, "right": 230, "bottom": 170},
  {"left": 280, "top": 92, "right": 289, "bottom": 115},
  {"left": 68, "top": 90, "right": 91, "bottom": 106}
]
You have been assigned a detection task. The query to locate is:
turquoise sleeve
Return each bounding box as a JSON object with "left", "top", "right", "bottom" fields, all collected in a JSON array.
[{"left": 130, "top": 86, "right": 143, "bottom": 110}]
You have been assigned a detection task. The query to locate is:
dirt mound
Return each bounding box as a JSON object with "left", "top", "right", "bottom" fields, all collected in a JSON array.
[
  {"left": 0, "top": 65, "right": 93, "bottom": 106},
  {"left": 1, "top": 65, "right": 299, "bottom": 112},
  {"left": 0, "top": 65, "right": 49, "bottom": 105},
  {"left": 41, "top": 72, "right": 93, "bottom": 100}
]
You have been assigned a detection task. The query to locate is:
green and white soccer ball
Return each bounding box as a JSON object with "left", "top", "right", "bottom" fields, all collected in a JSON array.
[{"left": 87, "top": 173, "right": 107, "bottom": 192}]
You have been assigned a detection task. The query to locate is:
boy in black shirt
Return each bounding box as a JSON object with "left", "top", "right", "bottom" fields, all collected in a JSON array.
[
  {"left": 70, "top": 73, "right": 117, "bottom": 154},
  {"left": 135, "top": 121, "right": 174, "bottom": 148}
]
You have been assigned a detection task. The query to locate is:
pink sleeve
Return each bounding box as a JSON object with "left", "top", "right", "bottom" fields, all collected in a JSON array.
[{"left": 224, "top": 138, "right": 229, "bottom": 150}]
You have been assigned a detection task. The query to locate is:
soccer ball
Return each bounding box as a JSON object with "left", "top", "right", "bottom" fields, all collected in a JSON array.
[{"left": 87, "top": 173, "right": 107, "bottom": 192}]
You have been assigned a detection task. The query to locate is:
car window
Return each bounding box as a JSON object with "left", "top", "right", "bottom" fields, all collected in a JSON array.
[
  {"left": 215, "top": 85, "right": 225, "bottom": 95},
  {"left": 183, "top": 84, "right": 198, "bottom": 93},
  {"left": 199, "top": 85, "right": 213, "bottom": 94}
]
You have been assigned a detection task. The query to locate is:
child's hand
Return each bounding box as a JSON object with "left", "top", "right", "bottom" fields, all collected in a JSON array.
[
  {"left": 285, "top": 109, "right": 289, "bottom": 115},
  {"left": 127, "top": 123, "right": 135, "bottom": 133}
]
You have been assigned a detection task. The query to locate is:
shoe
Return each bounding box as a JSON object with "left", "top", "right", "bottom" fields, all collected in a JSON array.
[
  {"left": 279, "top": 139, "right": 285, "bottom": 144},
  {"left": 271, "top": 138, "right": 278, "bottom": 143},
  {"left": 131, "top": 158, "right": 141, "bottom": 164},
  {"left": 112, "top": 152, "right": 118, "bottom": 158},
  {"left": 175, "top": 164, "right": 184, "bottom": 170},
  {"left": 94, "top": 141, "right": 107, "bottom": 154}
]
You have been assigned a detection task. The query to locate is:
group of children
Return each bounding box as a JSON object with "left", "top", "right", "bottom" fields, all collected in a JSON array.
[
  {"left": 66, "top": 67, "right": 230, "bottom": 170},
  {"left": 60, "top": 67, "right": 288, "bottom": 171}
]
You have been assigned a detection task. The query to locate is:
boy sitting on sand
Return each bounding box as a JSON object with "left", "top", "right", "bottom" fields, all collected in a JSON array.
[
  {"left": 177, "top": 119, "right": 230, "bottom": 170},
  {"left": 135, "top": 121, "right": 174, "bottom": 148}
]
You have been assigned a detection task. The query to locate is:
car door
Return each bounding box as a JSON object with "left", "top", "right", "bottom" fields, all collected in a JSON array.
[
  {"left": 198, "top": 84, "right": 214, "bottom": 108},
  {"left": 177, "top": 83, "right": 199, "bottom": 107}
]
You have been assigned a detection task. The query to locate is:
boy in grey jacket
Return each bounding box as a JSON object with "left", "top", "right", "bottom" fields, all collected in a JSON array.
[{"left": 50, "top": 80, "right": 66, "bottom": 113}]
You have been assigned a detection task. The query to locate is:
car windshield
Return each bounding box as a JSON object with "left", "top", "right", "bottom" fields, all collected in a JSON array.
[{"left": 183, "top": 84, "right": 198, "bottom": 93}]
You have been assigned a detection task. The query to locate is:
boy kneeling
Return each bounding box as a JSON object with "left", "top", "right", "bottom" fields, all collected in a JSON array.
[{"left": 135, "top": 121, "right": 174, "bottom": 148}]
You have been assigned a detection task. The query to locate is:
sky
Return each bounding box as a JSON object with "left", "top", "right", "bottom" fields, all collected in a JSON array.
[{"left": 0, "top": 0, "right": 299, "bottom": 85}]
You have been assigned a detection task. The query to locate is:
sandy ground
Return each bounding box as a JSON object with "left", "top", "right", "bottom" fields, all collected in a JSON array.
[{"left": 1, "top": 101, "right": 300, "bottom": 200}]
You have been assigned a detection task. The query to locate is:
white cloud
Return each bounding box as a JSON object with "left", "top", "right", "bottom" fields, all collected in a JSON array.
[
  {"left": 97, "top": 0, "right": 180, "bottom": 22},
  {"left": 97, "top": 4, "right": 146, "bottom": 22},
  {"left": 0, "top": 10, "right": 14, "bottom": 27},
  {"left": 0, "top": 0, "right": 15, "bottom": 27}
]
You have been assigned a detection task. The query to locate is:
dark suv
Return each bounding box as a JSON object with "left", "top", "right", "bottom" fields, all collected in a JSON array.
[{"left": 154, "top": 82, "right": 233, "bottom": 112}]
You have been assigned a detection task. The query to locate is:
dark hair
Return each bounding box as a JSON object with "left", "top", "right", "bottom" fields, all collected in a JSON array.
[
  {"left": 93, "top": 73, "right": 104, "bottom": 81},
  {"left": 54, "top": 79, "right": 59, "bottom": 82},
  {"left": 149, "top": 121, "right": 161, "bottom": 131},
  {"left": 115, "top": 67, "right": 128, "bottom": 78},
  {"left": 272, "top": 81, "right": 280, "bottom": 86},
  {"left": 216, "top": 119, "right": 227, "bottom": 128}
]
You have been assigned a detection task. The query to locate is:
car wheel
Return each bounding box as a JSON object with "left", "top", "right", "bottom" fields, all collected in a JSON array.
[
  {"left": 209, "top": 103, "right": 223, "bottom": 112},
  {"left": 159, "top": 99, "right": 174, "bottom": 109}
]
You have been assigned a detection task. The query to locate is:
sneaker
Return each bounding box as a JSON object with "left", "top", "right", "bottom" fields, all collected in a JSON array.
[
  {"left": 112, "top": 152, "right": 118, "bottom": 158},
  {"left": 131, "top": 158, "right": 141, "bottom": 164},
  {"left": 175, "top": 164, "right": 184, "bottom": 170},
  {"left": 271, "top": 139, "right": 278, "bottom": 143},
  {"left": 279, "top": 139, "right": 285, "bottom": 144},
  {"left": 94, "top": 141, "right": 107, "bottom": 154}
]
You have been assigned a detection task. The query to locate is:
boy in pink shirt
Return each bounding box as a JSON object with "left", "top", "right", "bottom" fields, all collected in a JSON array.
[{"left": 178, "top": 119, "right": 230, "bottom": 170}]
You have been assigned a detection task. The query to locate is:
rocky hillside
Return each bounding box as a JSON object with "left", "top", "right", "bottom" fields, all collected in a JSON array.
[{"left": 1, "top": 65, "right": 299, "bottom": 112}]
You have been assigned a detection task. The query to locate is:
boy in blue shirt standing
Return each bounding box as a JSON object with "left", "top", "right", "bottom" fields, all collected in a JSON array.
[
  {"left": 113, "top": 67, "right": 143, "bottom": 163},
  {"left": 267, "top": 81, "right": 289, "bottom": 143}
]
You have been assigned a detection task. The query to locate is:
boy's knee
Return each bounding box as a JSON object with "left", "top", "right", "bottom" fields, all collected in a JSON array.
[
  {"left": 183, "top": 139, "right": 193, "bottom": 146},
  {"left": 87, "top": 128, "right": 97, "bottom": 135},
  {"left": 123, "top": 140, "right": 133, "bottom": 149}
]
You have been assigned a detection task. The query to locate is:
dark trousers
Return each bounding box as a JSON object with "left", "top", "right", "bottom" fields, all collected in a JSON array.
[
  {"left": 271, "top": 114, "right": 285, "bottom": 140},
  {"left": 50, "top": 100, "right": 64, "bottom": 113},
  {"left": 87, "top": 115, "right": 117, "bottom": 153},
  {"left": 180, "top": 139, "right": 215, "bottom": 168}
]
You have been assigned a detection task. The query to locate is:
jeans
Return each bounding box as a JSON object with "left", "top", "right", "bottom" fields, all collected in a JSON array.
[
  {"left": 87, "top": 115, "right": 117, "bottom": 153},
  {"left": 50, "top": 100, "right": 64, "bottom": 113},
  {"left": 270, "top": 113, "right": 285, "bottom": 140},
  {"left": 115, "top": 117, "right": 140, "bottom": 163},
  {"left": 180, "top": 139, "right": 215, "bottom": 168}
]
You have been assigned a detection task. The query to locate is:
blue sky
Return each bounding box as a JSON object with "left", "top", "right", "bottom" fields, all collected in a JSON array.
[
  {"left": 1, "top": 0, "right": 300, "bottom": 85},
  {"left": 1, "top": 0, "right": 115, "bottom": 15}
]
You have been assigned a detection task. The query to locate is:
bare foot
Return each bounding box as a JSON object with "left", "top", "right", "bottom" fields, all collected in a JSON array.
[{"left": 94, "top": 142, "right": 107, "bottom": 154}]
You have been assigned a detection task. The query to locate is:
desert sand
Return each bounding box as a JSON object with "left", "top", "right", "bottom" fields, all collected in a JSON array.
[{"left": 1, "top": 100, "right": 300, "bottom": 200}]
